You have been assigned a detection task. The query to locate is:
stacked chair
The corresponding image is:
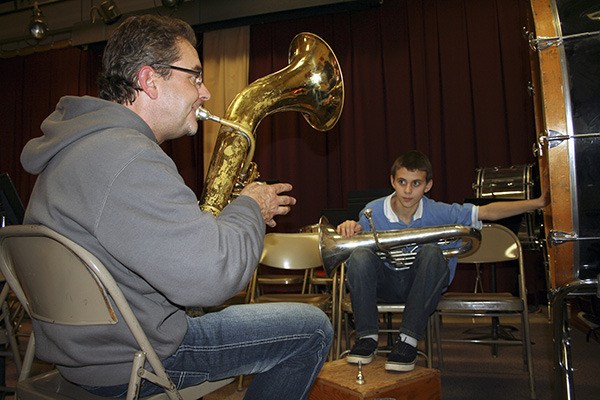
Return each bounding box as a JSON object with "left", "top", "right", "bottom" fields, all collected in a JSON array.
[{"left": 249, "top": 232, "right": 338, "bottom": 358}]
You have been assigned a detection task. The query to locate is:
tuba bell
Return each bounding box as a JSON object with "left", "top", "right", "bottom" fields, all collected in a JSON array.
[
  {"left": 318, "top": 209, "right": 482, "bottom": 276},
  {"left": 197, "top": 32, "right": 344, "bottom": 216}
]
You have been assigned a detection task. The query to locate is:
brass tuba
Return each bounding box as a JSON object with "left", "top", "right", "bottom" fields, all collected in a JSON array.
[
  {"left": 197, "top": 32, "right": 344, "bottom": 216},
  {"left": 318, "top": 209, "right": 482, "bottom": 276}
]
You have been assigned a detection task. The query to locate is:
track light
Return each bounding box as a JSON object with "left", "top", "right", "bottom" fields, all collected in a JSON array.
[
  {"left": 28, "top": 2, "right": 48, "bottom": 41},
  {"left": 91, "top": 0, "right": 122, "bottom": 25},
  {"left": 161, "top": 0, "right": 184, "bottom": 8}
]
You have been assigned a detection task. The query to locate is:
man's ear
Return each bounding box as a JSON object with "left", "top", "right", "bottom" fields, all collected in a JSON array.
[{"left": 137, "top": 66, "right": 159, "bottom": 99}]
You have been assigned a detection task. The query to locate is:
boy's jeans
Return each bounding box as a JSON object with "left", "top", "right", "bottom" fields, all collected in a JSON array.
[{"left": 345, "top": 244, "right": 449, "bottom": 340}]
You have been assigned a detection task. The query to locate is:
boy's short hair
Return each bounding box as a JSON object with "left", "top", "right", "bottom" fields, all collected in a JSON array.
[{"left": 390, "top": 151, "right": 433, "bottom": 181}]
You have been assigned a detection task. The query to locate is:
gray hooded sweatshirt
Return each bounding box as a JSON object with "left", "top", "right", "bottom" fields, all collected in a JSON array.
[{"left": 20, "top": 95, "right": 264, "bottom": 386}]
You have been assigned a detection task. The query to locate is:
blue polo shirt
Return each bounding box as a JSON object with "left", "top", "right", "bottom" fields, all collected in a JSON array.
[{"left": 356, "top": 194, "right": 482, "bottom": 284}]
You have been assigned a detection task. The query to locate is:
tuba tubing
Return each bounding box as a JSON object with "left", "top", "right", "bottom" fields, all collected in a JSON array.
[
  {"left": 198, "top": 32, "right": 344, "bottom": 216},
  {"left": 318, "top": 215, "right": 482, "bottom": 276}
]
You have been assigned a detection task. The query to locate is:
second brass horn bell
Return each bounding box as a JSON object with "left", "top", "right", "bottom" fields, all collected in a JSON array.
[
  {"left": 198, "top": 32, "right": 344, "bottom": 216},
  {"left": 317, "top": 214, "right": 482, "bottom": 276}
]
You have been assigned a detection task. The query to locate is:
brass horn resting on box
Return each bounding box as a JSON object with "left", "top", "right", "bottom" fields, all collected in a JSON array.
[
  {"left": 197, "top": 32, "right": 344, "bottom": 216},
  {"left": 318, "top": 209, "right": 482, "bottom": 275}
]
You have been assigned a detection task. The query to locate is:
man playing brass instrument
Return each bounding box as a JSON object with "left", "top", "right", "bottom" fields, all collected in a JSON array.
[
  {"left": 20, "top": 15, "right": 332, "bottom": 399},
  {"left": 337, "top": 150, "right": 548, "bottom": 372}
]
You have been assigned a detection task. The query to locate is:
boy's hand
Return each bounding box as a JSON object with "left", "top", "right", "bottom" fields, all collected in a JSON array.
[{"left": 336, "top": 220, "right": 362, "bottom": 237}]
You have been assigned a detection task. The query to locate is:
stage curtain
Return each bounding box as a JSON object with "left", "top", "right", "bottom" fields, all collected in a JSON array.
[
  {"left": 0, "top": 41, "right": 204, "bottom": 204},
  {"left": 201, "top": 26, "right": 250, "bottom": 177},
  {"left": 1, "top": 0, "right": 536, "bottom": 234},
  {"left": 0, "top": 45, "right": 102, "bottom": 206},
  {"left": 250, "top": 0, "right": 536, "bottom": 232}
]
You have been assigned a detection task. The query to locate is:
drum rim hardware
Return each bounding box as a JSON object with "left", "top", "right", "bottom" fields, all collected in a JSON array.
[
  {"left": 538, "top": 129, "right": 600, "bottom": 150},
  {"left": 548, "top": 230, "right": 600, "bottom": 247},
  {"left": 524, "top": 28, "right": 600, "bottom": 51}
]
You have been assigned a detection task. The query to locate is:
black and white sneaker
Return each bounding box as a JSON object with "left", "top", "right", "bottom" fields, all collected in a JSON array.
[
  {"left": 346, "top": 337, "right": 378, "bottom": 364},
  {"left": 385, "top": 340, "right": 417, "bottom": 372}
]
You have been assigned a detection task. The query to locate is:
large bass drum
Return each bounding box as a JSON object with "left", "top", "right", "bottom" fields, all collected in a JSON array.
[
  {"left": 529, "top": 0, "right": 600, "bottom": 289},
  {"left": 528, "top": 1, "right": 600, "bottom": 399}
]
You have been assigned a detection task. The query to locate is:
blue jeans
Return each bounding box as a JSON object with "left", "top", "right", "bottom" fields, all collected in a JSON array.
[
  {"left": 345, "top": 244, "right": 449, "bottom": 340},
  {"left": 84, "top": 302, "right": 332, "bottom": 399}
]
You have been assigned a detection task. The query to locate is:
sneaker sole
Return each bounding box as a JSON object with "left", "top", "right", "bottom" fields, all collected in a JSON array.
[
  {"left": 385, "top": 361, "right": 416, "bottom": 372},
  {"left": 346, "top": 353, "right": 376, "bottom": 365}
]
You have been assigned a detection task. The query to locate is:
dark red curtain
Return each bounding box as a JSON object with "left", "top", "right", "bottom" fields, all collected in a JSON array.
[
  {"left": 0, "top": 44, "right": 203, "bottom": 206},
  {"left": 0, "top": 46, "right": 101, "bottom": 205},
  {"left": 1, "top": 0, "right": 536, "bottom": 233},
  {"left": 250, "top": 0, "right": 537, "bottom": 232}
]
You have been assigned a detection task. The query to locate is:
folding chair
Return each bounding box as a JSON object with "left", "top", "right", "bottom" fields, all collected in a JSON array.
[
  {"left": 0, "top": 224, "right": 233, "bottom": 400},
  {"left": 249, "top": 232, "right": 335, "bottom": 315},
  {"left": 249, "top": 232, "right": 338, "bottom": 358},
  {"left": 434, "top": 223, "right": 536, "bottom": 399},
  {"left": 0, "top": 275, "right": 22, "bottom": 396}
]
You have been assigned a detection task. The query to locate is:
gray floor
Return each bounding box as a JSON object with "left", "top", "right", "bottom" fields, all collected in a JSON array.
[
  {"left": 204, "top": 310, "right": 600, "bottom": 400},
  {"left": 437, "top": 311, "right": 598, "bottom": 400},
  {"left": 4, "top": 309, "right": 599, "bottom": 399}
]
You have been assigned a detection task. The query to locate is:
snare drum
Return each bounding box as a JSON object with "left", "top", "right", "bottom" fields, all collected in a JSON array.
[
  {"left": 473, "top": 165, "right": 534, "bottom": 200},
  {"left": 473, "top": 165, "right": 542, "bottom": 248}
]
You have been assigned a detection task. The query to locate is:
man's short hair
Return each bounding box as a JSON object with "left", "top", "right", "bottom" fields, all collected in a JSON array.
[
  {"left": 390, "top": 150, "right": 433, "bottom": 181},
  {"left": 98, "top": 14, "right": 197, "bottom": 105}
]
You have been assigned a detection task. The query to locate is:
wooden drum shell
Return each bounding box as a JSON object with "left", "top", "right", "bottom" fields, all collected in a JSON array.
[{"left": 528, "top": 0, "right": 600, "bottom": 288}]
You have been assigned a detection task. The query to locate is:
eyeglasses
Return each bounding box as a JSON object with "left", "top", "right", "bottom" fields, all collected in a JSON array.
[{"left": 153, "top": 63, "right": 203, "bottom": 88}]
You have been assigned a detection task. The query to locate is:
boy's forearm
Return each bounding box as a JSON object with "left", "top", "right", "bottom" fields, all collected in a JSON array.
[{"left": 478, "top": 197, "right": 545, "bottom": 221}]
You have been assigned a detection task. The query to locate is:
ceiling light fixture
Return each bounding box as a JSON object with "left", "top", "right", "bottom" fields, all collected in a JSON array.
[
  {"left": 28, "top": 1, "right": 48, "bottom": 41},
  {"left": 90, "top": 0, "right": 122, "bottom": 25},
  {"left": 161, "top": 0, "right": 184, "bottom": 9}
]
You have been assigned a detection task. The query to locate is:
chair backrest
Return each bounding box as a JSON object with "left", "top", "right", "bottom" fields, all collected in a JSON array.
[
  {"left": 458, "top": 223, "right": 521, "bottom": 264},
  {"left": 260, "top": 232, "right": 323, "bottom": 270},
  {"left": 0, "top": 224, "right": 179, "bottom": 398},
  {"left": 0, "top": 226, "right": 117, "bottom": 325}
]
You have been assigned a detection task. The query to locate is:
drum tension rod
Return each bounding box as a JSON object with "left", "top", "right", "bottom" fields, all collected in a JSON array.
[
  {"left": 548, "top": 230, "right": 600, "bottom": 247},
  {"left": 524, "top": 30, "right": 600, "bottom": 51},
  {"left": 538, "top": 130, "right": 600, "bottom": 149}
]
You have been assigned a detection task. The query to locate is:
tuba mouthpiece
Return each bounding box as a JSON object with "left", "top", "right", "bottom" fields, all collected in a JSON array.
[{"left": 196, "top": 106, "right": 221, "bottom": 123}]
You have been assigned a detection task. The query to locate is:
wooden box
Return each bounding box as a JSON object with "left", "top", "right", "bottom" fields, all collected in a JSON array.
[{"left": 309, "top": 356, "right": 441, "bottom": 400}]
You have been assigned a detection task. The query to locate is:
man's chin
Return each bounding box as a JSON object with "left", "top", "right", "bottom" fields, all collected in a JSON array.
[{"left": 185, "top": 119, "right": 199, "bottom": 136}]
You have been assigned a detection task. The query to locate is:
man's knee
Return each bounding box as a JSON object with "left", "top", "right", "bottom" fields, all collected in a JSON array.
[{"left": 289, "top": 303, "right": 333, "bottom": 340}]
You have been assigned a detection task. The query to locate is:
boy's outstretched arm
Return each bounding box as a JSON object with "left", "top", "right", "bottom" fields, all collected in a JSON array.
[{"left": 478, "top": 190, "right": 549, "bottom": 221}]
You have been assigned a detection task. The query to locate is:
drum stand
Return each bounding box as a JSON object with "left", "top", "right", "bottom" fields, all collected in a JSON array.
[{"left": 550, "top": 278, "right": 599, "bottom": 400}]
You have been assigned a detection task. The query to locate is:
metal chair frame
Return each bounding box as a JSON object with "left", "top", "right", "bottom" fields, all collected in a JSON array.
[
  {"left": 0, "top": 278, "right": 22, "bottom": 396},
  {"left": 0, "top": 224, "right": 233, "bottom": 400},
  {"left": 249, "top": 232, "right": 336, "bottom": 314},
  {"left": 249, "top": 232, "right": 338, "bottom": 361},
  {"left": 434, "top": 223, "right": 536, "bottom": 399}
]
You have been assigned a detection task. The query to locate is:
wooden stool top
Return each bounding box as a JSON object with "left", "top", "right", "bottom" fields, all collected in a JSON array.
[{"left": 309, "top": 356, "right": 441, "bottom": 400}]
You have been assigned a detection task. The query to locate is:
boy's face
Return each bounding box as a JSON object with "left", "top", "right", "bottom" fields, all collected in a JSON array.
[{"left": 390, "top": 167, "right": 433, "bottom": 211}]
